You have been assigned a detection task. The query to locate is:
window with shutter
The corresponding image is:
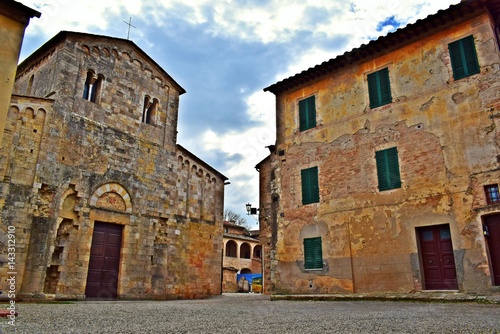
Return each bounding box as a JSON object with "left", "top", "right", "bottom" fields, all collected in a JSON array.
[
  {"left": 299, "top": 96, "right": 316, "bottom": 131},
  {"left": 448, "top": 35, "right": 480, "bottom": 80},
  {"left": 376, "top": 147, "right": 401, "bottom": 191},
  {"left": 304, "top": 237, "right": 323, "bottom": 270},
  {"left": 367, "top": 67, "right": 392, "bottom": 108},
  {"left": 301, "top": 166, "right": 319, "bottom": 205}
]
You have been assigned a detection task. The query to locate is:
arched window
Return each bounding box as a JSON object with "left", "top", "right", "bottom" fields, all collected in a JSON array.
[
  {"left": 240, "top": 243, "right": 251, "bottom": 259},
  {"left": 142, "top": 96, "right": 158, "bottom": 125},
  {"left": 91, "top": 75, "right": 103, "bottom": 103},
  {"left": 253, "top": 245, "right": 262, "bottom": 259},
  {"left": 83, "top": 70, "right": 103, "bottom": 104},
  {"left": 225, "top": 240, "right": 237, "bottom": 258}
]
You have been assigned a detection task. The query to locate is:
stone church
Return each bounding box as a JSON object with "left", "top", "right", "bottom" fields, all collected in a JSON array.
[{"left": 0, "top": 31, "right": 227, "bottom": 300}]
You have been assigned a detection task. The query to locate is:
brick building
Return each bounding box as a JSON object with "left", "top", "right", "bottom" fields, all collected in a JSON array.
[
  {"left": 0, "top": 31, "right": 227, "bottom": 300},
  {"left": 258, "top": 0, "right": 500, "bottom": 295},
  {"left": 222, "top": 221, "right": 261, "bottom": 292}
]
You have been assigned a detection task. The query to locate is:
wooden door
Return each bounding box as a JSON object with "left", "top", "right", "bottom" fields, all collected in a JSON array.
[
  {"left": 483, "top": 215, "right": 500, "bottom": 286},
  {"left": 85, "top": 222, "right": 123, "bottom": 299},
  {"left": 418, "top": 224, "right": 458, "bottom": 290}
]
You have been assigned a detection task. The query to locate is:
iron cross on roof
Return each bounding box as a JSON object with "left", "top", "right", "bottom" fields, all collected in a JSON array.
[{"left": 123, "top": 17, "right": 136, "bottom": 40}]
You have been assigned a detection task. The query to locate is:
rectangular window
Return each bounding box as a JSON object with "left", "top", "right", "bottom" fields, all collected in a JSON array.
[
  {"left": 299, "top": 96, "right": 316, "bottom": 131},
  {"left": 485, "top": 184, "right": 500, "bottom": 205},
  {"left": 301, "top": 166, "right": 319, "bottom": 205},
  {"left": 448, "top": 35, "right": 480, "bottom": 80},
  {"left": 376, "top": 147, "right": 401, "bottom": 191},
  {"left": 367, "top": 67, "right": 392, "bottom": 108},
  {"left": 304, "top": 237, "right": 323, "bottom": 270}
]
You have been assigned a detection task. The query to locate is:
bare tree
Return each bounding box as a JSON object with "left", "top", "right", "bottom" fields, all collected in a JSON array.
[{"left": 224, "top": 209, "right": 248, "bottom": 227}]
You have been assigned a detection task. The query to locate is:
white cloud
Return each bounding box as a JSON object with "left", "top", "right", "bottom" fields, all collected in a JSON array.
[{"left": 200, "top": 90, "right": 275, "bottom": 226}]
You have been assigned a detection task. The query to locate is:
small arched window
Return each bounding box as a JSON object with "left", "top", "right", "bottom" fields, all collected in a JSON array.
[
  {"left": 83, "top": 70, "right": 103, "bottom": 104},
  {"left": 142, "top": 96, "right": 158, "bottom": 125}
]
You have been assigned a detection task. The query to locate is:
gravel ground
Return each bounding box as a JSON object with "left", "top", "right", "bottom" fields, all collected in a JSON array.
[{"left": 1, "top": 294, "right": 499, "bottom": 334}]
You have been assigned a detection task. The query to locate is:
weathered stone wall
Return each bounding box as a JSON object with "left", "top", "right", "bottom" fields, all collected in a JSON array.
[
  {"left": 0, "top": 2, "right": 38, "bottom": 145},
  {"left": 0, "top": 32, "right": 225, "bottom": 300},
  {"left": 261, "top": 12, "right": 500, "bottom": 294},
  {"left": 14, "top": 33, "right": 180, "bottom": 149}
]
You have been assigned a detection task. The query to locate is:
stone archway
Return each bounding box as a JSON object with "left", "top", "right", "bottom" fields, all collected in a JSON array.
[
  {"left": 86, "top": 182, "right": 132, "bottom": 299},
  {"left": 89, "top": 182, "right": 132, "bottom": 213}
]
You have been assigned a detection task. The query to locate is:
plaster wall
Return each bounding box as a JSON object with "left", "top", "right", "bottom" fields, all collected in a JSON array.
[{"left": 261, "top": 12, "right": 500, "bottom": 294}]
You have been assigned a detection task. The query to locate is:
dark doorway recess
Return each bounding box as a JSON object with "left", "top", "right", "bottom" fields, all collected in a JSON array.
[
  {"left": 483, "top": 215, "right": 500, "bottom": 286},
  {"left": 85, "top": 222, "right": 123, "bottom": 299}
]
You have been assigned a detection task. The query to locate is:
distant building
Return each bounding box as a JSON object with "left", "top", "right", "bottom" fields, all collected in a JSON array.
[
  {"left": 0, "top": 0, "right": 40, "bottom": 143},
  {"left": 0, "top": 31, "right": 227, "bottom": 300},
  {"left": 258, "top": 0, "right": 500, "bottom": 295},
  {"left": 222, "top": 221, "right": 261, "bottom": 292}
]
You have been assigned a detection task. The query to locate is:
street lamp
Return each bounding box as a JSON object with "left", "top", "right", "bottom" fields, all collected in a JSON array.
[
  {"left": 245, "top": 203, "right": 258, "bottom": 215},
  {"left": 246, "top": 203, "right": 252, "bottom": 215}
]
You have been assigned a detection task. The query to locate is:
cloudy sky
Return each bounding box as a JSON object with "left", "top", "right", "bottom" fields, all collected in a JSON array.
[{"left": 18, "top": 0, "right": 460, "bottom": 228}]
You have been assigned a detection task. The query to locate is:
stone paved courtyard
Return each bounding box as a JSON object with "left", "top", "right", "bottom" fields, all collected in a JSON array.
[{"left": 1, "top": 294, "right": 499, "bottom": 333}]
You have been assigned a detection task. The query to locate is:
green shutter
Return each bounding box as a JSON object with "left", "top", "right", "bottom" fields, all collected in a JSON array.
[
  {"left": 299, "top": 96, "right": 316, "bottom": 131},
  {"left": 304, "top": 237, "right": 323, "bottom": 270},
  {"left": 368, "top": 68, "right": 392, "bottom": 108},
  {"left": 449, "top": 35, "right": 480, "bottom": 80},
  {"left": 301, "top": 167, "right": 319, "bottom": 205},
  {"left": 376, "top": 147, "right": 401, "bottom": 191}
]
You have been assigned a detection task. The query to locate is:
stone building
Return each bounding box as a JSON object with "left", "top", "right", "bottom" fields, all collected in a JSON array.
[
  {"left": 222, "top": 221, "right": 261, "bottom": 292},
  {"left": 0, "top": 31, "right": 227, "bottom": 300},
  {"left": 0, "top": 0, "right": 39, "bottom": 143},
  {"left": 258, "top": 0, "right": 500, "bottom": 295}
]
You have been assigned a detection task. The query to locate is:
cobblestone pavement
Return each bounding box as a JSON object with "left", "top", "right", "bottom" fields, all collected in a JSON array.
[{"left": 1, "top": 293, "right": 499, "bottom": 333}]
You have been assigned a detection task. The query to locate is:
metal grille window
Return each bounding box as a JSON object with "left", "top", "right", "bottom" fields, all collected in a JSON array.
[{"left": 485, "top": 184, "right": 500, "bottom": 205}]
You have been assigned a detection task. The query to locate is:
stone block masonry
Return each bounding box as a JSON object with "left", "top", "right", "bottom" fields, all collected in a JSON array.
[{"left": 0, "top": 31, "right": 227, "bottom": 300}]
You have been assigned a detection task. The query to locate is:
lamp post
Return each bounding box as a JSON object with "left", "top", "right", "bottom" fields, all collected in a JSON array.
[
  {"left": 246, "top": 203, "right": 252, "bottom": 215},
  {"left": 245, "top": 203, "right": 258, "bottom": 216}
]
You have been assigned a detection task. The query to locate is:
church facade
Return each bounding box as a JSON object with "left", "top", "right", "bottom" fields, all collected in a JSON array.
[{"left": 0, "top": 31, "right": 227, "bottom": 300}]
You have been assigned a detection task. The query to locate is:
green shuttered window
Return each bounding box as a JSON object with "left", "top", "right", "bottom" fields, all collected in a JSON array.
[
  {"left": 376, "top": 147, "right": 401, "bottom": 191},
  {"left": 304, "top": 237, "right": 323, "bottom": 270},
  {"left": 299, "top": 96, "right": 316, "bottom": 131},
  {"left": 448, "top": 35, "right": 480, "bottom": 80},
  {"left": 301, "top": 166, "right": 319, "bottom": 205},
  {"left": 367, "top": 67, "right": 392, "bottom": 108}
]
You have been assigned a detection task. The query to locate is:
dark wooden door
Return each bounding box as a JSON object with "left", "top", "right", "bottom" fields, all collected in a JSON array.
[
  {"left": 418, "top": 224, "right": 458, "bottom": 290},
  {"left": 484, "top": 215, "right": 500, "bottom": 286},
  {"left": 85, "top": 222, "right": 123, "bottom": 299}
]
